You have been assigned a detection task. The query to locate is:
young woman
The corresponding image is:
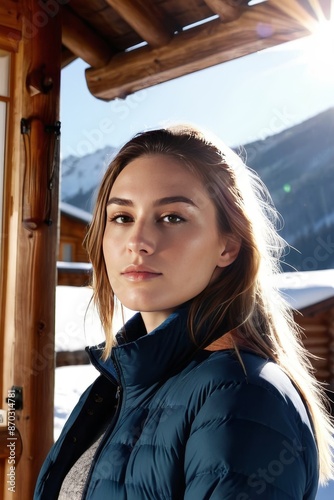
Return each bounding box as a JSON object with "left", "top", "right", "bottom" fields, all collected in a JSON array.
[{"left": 35, "top": 125, "right": 333, "bottom": 499}]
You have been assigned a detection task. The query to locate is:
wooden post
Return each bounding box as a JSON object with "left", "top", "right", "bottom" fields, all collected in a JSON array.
[{"left": 1, "top": 1, "right": 61, "bottom": 498}]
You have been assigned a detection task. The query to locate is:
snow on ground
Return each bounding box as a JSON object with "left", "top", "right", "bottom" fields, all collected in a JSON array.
[
  {"left": 54, "top": 271, "right": 334, "bottom": 498},
  {"left": 55, "top": 285, "right": 134, "bottom": 351},
  {"left": 56, "top": 286, "right": 103, "bottom": 351},
  {"left": 54, "top": 364, "right": 97, "bottom": 440}
]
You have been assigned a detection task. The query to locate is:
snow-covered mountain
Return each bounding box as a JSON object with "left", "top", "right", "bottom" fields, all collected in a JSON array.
[{"left": 61, "top": 145, "right": 117, "bottom": 213}]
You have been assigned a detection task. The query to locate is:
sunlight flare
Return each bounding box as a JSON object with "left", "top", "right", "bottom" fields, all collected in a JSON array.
[{"left": 304, "top": 15, "right": 334, "bottom": 82}]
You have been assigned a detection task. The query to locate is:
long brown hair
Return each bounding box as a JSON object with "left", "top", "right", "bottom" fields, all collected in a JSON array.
[{"left": 84, "top": 125, "right": 333, "bottom": 482}]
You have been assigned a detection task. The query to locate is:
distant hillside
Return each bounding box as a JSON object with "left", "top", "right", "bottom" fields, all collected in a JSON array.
[
  {"left": 61, "top": 108, "right": 334, "bottom": 272},
  {"left": 241, "top": 107, "right": 334, "bottom": 271}
]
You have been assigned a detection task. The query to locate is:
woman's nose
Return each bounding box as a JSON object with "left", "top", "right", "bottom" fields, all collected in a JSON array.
[{"left": 127, "top": 221, "right": 156, "bottom": 255}]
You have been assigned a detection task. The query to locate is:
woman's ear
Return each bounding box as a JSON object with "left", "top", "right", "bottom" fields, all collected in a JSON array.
[{"left": 217, "top": 235, "right": 241, "bottom": 268}]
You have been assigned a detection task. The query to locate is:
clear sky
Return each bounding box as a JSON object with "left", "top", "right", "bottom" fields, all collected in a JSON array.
[{"left": 60, "top": 23, "right": 334, "bottom": 159}]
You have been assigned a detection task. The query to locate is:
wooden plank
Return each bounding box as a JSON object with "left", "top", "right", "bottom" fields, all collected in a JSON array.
[
  {"left": 105, "top": 0, "right": 175, "bottom": 47},
  {"left": 155, "top": 0, "right": 213, "bottom": 28},
  {"left": 308, "top": 347, "right": 329, "bottom": 357},
  {"left": 0, "top": 24, "right": 22, "bottom": 498},
  {"left": 203, "top": 0, "right": 248, "bottom": 22},
  {"left": 1, "top": 0, "right": 61, "bottom": 497},
  {"left": 0, "top": 0, "right": 21, "bottom": 31},
  {"left": 57, "top": 268, "right": 91, "bottom": 286},
  {"left": 68, "top": 0, "right": 210, "bottom": 50},
  {"left": 299, "top": 298, "right": 334, "bottom": 316},
  {"left": 302, "top": 324, "right": 329, "bottom": 333},
  {"left": 56, "top": 350, "right": 90, "bottom": 367},
  {"left": 0, "top": 26, "right": 21, "bottom": 52},
  {"left": 62, "top": 6, "right": 114, "bottom": 68},
  {"left": 303, "top": 336, "right": 330, "bottom": 346},
  {"left": 0, "top": 0, "right": 21, "bottom": 52},
  {"left": 314, "top": 369, "right": 331, "bottom": 380},
  {"left": 86, "top": 2, "right": 311, "bottom": 100},
  {"left": 61, "top": 46, "right": 77, "bottom": 68},
  {"left": 64, "top": 0, "right": 143, "bottom": 51}
]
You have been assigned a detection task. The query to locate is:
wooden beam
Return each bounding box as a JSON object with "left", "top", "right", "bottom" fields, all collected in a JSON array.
[
  {"left": 0, "top": 19, "right": 20, "bottom": 494},
  {"left": 0, "top": 0, "right": 22, "bottom": 51},
  {"left": 61, "top": 46, "right": 78, "bottom": 68},
  {"left": 61, "top": 6, "right": 114, "bottom": 68},
  {"left": 105, "top": 0, "right": 175, "bottom": 47},
  {"left": 0, "top": 0, "right": 21, "bottom": 31},
  {"left": 0, "top": 26, "right": 21, "bottom": 52},
  {"left": 203, "top": 0, "right": 248, "bottom": 22},
  {"left": 86, "top": 2, "right": 311, "bottom": 100}
]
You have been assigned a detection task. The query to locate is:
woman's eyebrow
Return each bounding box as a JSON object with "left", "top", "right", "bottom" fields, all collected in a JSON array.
[
  {"left": 106, "top": 196, "right": 198, "bottom": 208},
  {"left": 107, "top": 197, "right": 133, "bottom": 207},
  {"left": 154, "top": 196, "right": 198, "bottom": 207}
]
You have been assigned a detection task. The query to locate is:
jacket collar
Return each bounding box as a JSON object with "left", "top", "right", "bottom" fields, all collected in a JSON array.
[{"left": 87, "top": 304, "right": 207, "bottom": 391}]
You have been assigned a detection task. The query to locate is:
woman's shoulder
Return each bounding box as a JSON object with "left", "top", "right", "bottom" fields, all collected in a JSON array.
[
  {"left": 190, "top": 349, "right": 313, "bottom": 433},
  {"left": 196, "top": 348, "right": 297, "bottom": 394},
  {"left": 192, "top": 348, "right": 276, "bottom": 388},
  {"left": 184, "top": 350, "right": 318, "bottom": 499}
]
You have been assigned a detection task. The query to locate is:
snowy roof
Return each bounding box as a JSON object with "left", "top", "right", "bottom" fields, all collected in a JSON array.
[
  {"left": 60, "top": 201, "right": 92, "bottom": 223},
  {"left": 275, "top": 269, "right": 334, "bottom": 311}
]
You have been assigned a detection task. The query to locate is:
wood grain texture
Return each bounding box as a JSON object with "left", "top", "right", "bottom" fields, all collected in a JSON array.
[
  {"left": 0, "top": 0, "right": 21, "bottom": 31},
  {"left": 296, "top": 302, "right": 334, "bottom": 386},
  {"left": 86, "top": 2, "right": 311, "bottom": 100},
  {"left": 0, "top": 0, "right": 22, "bottom": 51},
  {"left": 105, "top": 0, "right": 175, "bottom": 47},
  {"left": 62, "top": 5, "right": 114, "bottom": 68},
  {"left": 203, "top": 0, "right": 248, "bottom": 22},
  {"left": 1, "top": 1, "right": 61, "bottom": 498}
]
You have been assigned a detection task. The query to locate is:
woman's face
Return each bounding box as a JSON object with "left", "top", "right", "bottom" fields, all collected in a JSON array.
[{"left": 103, "top": 154, "right": 238, "bottom": 331}]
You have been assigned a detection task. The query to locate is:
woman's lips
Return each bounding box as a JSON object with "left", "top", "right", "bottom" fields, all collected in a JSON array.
[
  {"left": 122, "top": 271, "right": 162, "bottom": 281},
  {"left": 121, "top": 266, "right": 162, "bottom": 281}
]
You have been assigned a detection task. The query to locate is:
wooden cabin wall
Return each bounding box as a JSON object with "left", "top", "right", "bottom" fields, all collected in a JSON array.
[
  {"left": 0, "top": 1, "right": 61, "bottom": 499},
  {"left": 58, "top": 212, "right": 89, "bottom": 263},
  {"left": 296, "top": 304, "right": 334, "bottom": 396},
  {"left": 57, "top": 269, "right": 91, "bottom": 287},
  {"left": 57, "top": 212, "right": 91, "bottom": 285}
]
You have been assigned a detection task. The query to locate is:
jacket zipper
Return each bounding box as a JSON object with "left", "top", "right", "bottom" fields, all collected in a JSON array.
[{"left": 81, "top": 352, "right": 123, "bottom": 499}]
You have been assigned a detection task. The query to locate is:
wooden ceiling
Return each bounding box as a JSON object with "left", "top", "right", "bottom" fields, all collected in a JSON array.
[{"left": 59, "top": 0, "right": 330, "bottom": 100}]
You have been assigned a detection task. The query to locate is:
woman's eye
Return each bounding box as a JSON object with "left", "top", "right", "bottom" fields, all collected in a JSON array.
[
  {"left": 109, "top": 214, "right": 133, "bottom": 224},
  {"left": 161, "top": 214, "right": 185, "bottom": 224}
]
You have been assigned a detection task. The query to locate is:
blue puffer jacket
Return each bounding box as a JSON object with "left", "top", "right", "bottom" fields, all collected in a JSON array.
[{"left": 34, "top": 306, "right": 319, "bottom": 499}]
